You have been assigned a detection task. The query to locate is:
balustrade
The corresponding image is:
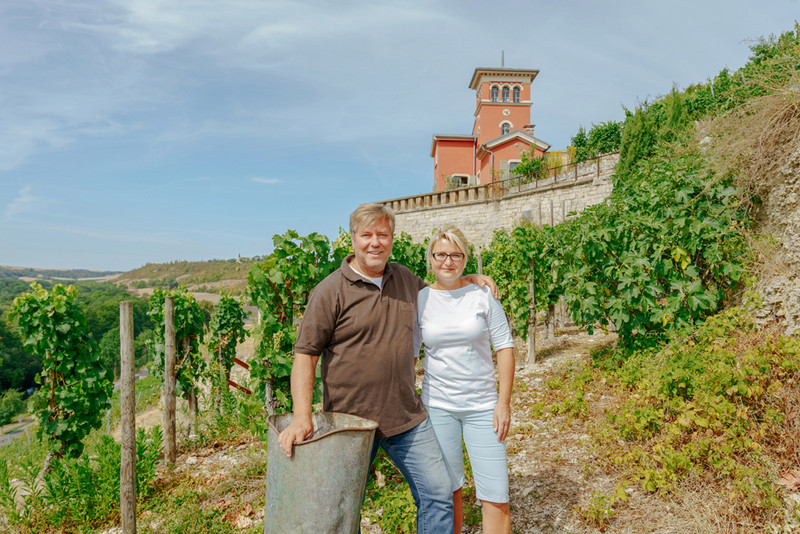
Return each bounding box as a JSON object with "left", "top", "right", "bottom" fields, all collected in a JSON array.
[{"left": 380, "top": 153, "right": 618, "bottom": 213}]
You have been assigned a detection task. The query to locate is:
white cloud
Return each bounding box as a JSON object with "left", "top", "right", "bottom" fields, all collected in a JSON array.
[
  {"left": 252, "top": 177, "right": 280, "bottom": 184},
  {"left": 4, "top": 186, "right": 48, "bottom": 221}
]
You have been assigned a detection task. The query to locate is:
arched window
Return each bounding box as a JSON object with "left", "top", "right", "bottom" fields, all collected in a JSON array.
[
  {"left": 502, "top": 86, "right": 509, "bottom": 102},
  {"left": 501, "top": 123, "right": 510, "bottom": 135},
  {"left": 491, "top": 86, "right": 499, "bottom": 102},
  {"left": 513, "top": 87, "right": 520, "bottom": 103}
]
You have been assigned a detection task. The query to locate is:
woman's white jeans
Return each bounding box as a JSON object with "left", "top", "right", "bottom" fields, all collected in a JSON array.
[{"left": 426, "top": 406, "right": 509, "bottom": 503}]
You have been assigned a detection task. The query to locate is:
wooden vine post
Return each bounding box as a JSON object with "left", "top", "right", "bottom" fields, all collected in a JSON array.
[
  {"left": 163, "top": 296, "right": 177, "bottom": 464},
  {"left": 119, "top": 301, "right": 137, "bottom": 534},
  {"left": 527, "top": 257, "right": 536, "bottom": 365}
]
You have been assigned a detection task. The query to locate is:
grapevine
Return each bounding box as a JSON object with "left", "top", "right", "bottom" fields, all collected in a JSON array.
[{"left": 8, "top": 283, "right": 112, "bottom": 459}]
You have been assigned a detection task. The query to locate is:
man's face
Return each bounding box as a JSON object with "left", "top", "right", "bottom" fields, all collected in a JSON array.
[{"left": 351, "top": 218, "right": 393, "bottom": 278}]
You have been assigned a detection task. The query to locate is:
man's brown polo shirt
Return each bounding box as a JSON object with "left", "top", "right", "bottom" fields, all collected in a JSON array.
[{"left": 294, "top": 255, "right": 427, "bottom": 438}]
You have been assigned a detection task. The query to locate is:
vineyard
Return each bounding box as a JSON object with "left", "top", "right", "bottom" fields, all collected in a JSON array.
[{"left": 0, "top": 25, "right": 799, "bottom": 534}]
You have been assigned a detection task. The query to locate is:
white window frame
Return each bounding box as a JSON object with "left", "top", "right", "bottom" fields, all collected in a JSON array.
[{"left": 451, "top": 174, "right": 470, "bottom": 188}]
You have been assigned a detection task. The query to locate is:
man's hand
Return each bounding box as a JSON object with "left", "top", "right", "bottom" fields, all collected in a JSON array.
[
  {"left": 278, "top": 353, "right": 319, "bottom": 457},
  {"left": 463, "top": 273, "right": 499, "bottom": 299},
  {"left": 278, "top": 416, "right": 314, "bottom": 457}
]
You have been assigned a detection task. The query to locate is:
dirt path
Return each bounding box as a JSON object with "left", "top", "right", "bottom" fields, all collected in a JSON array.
[{"left": 499, "top": 330, "right": 617, "bottom": 533}]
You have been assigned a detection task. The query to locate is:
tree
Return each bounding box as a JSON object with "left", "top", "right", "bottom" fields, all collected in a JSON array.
[
  {"left": 98, "top": 326, "right": 121, "bottom": 380},
  {"left": 0, "top": 317, "right": 38, "bottom": 391},
  {"left": 510, "top": 149, "right": 549, "bottom": 184},
  {"left": 0, "top": 389, "right": 24, "bottom": 426},
  {"left": 571, "top": 121, "right": 623, "bottom": 163}
]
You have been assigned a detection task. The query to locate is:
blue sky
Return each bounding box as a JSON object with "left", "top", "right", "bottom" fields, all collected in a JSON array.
[{"left": 1, "top": 0, "right": 798, "bottom": 271}]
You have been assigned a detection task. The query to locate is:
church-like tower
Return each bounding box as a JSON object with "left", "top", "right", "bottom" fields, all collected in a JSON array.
[{"left": 431, "top": 66, "right": 550, "bottom": 192}]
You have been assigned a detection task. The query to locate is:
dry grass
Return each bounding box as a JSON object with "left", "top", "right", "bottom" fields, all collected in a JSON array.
[{"left": 705, "top": 40, "right": 800, "bottom": 204}]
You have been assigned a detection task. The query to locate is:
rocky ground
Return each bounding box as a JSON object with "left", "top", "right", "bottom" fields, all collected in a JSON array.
[
  {"left": 108, "top": 327, "right": 799, "bottom": 533},
  {"left": 120, "top": 328, "right": 626, "bottom": 533}
]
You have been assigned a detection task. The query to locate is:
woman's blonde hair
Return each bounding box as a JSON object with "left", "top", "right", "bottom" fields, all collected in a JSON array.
[
  {"left": 349, "top": 203, "right": 395, "bottom": 235},
  {"left": 427, "top": 225, "right": 470, "bottom": 269}
]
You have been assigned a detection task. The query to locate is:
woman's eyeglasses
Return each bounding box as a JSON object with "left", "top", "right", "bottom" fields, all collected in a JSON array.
[{"left": 432, "top": 252, "right": 465, "bottom": 262}]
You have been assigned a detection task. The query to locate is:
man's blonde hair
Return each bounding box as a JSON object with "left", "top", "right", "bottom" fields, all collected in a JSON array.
[
  {"left": 427, "top": 225, "right": 470, "bottom": 268},
  {"left": 349, "top": 203, "right": 395, "bottom": 235}
]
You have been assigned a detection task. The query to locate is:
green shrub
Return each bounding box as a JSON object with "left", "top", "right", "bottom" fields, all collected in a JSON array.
[
  {"left": 41, "top": 426, "right": 162, "bottom": 529},
  {"left": 571, "top": 121, "right": 623, "bottom": 162},
  {"left": 0, "top": 390, "right": 24, "bottom": 426},
  {"left": 593, "top": 307, "right": 797, "bottom": 516}
]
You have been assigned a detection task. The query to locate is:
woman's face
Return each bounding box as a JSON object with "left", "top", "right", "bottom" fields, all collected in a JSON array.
[{"left": 430, "top": 238, "right": 466, "bottom": 284}]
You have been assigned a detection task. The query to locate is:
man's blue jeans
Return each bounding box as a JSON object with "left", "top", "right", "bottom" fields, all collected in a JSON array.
[{"left": 369, "top": 417, "right": 454, "bottom": 533}]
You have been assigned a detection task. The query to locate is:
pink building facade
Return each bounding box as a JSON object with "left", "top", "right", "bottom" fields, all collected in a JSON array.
[{"left": 431, "top": 67, "right": 550, "bottom": 192}]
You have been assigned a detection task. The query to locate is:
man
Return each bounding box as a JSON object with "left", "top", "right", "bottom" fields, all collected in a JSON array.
[{"left": 278, "top": 203, "right": 495, "bottom": 533}]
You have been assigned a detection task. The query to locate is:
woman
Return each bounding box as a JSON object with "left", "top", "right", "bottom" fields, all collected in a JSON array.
[{"left": 416, "top": 226, "right": 515, "bottom": 534}]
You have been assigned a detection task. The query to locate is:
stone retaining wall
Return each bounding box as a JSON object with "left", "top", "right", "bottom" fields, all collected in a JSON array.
[
  {"left": 752, "top": 143, "right": 800, "bottom": 334},
  {"left": 385, "top": 153, "right": 618, "bottom": 248}
]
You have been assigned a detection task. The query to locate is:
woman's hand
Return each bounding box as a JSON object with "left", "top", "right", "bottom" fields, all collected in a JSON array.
[{"left": 493, "top": 401, "right": 511, "bottom": 442}]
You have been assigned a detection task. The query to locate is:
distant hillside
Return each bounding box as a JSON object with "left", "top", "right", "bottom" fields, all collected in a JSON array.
[
  {"left": 115, "top": 258, "right": 256, "bottom": 295},
  {"left": 0, "top": 265, "right": 123, "bottom": 281}
]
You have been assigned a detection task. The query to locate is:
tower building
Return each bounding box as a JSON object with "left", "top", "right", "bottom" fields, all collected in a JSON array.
[{"left": 431, "top": 66, "right": 550, "bottom": 192}]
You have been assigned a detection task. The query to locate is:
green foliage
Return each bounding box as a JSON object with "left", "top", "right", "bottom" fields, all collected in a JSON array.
[
  {"left": 390, "top": 232, "right": 428, "bottom": 281},
  {"left": 509, "top": 149, "right": 549, "bottom": 184},
  {"left": 0, "top": 389, "right": 24, "bottom": 426},
  {"left": 364, "top": 451, "right": 417, "bottom": 533},
  {"left": 98, "top": 325, "right": 122, "bottom": 380},
  {"left": 0, "top": 316, "right": 37, "bottom": 392},
  {"left": 134, "top": 328, "right": 156, "bottom": 367},
  {"left": 0, "top": 456, "right": 44, "bottom": 529},
  {"left": 147, "top": 287, "right": 207, "bottom": 399},
  {"left": 0, "top": 277, "right": 36, "bottom": 304},
  {"left": 484, "top": 225, "right": 563, "bottom": 338},
  {"left": 208, "top": 296, "right": 248, "bottom": 374},
  {"left": 0, "top": 426, "right": 163, "bottom": 531},
  {"left": 484, "top": 147, "right": 749, "bottom": 349},
  {"left": 571, "top": 121, "right": 623, "bottom": 162},
  {"left": 248, "top": 230, "right": 348, "bottom": 411},
  {"left": 617, "top": 27, "right": 799, "bottom": 179},
  {"left": 565, "top": 154, "right": 747, "bottom": 346},
  {"left": 617, "top": 103, "right": 658, "bottom": 177},
  {"left": 208, "top": 295, "right": 248, "bottom": 413},
  {"left": 245, "top": 227, "right": 425, "bottom": 421},
  {"left": 368, "top": 485, "right": 416, "bottom": 533},
  {"left": 7, "top": 283, "right": 112, "bottom": 458},
  {"left": 590, "top": 307, "right": 796, "bottom": 513},
  {"left": 578, "top": 485, "right": 628, "bottom": 529},
  {"left": 0, "top": 267, "right": 121, "bottom": 282},
  {"left": 75, "top": 281, "right": 149, "bottom": 343}
]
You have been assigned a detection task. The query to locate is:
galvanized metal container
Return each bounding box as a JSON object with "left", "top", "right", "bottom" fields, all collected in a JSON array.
[{"left": 264, "top": 412, "right": 378, "bottom": 534}]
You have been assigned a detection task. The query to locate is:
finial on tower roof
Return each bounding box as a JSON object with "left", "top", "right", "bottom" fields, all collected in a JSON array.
[{"left": 501, "top": 50, "right": 505, "bottom": 68}]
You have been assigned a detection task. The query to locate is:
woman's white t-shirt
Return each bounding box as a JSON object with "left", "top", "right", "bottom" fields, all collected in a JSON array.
[{"left": 416, "top": 284, "right": 514, "bottom": 411}]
